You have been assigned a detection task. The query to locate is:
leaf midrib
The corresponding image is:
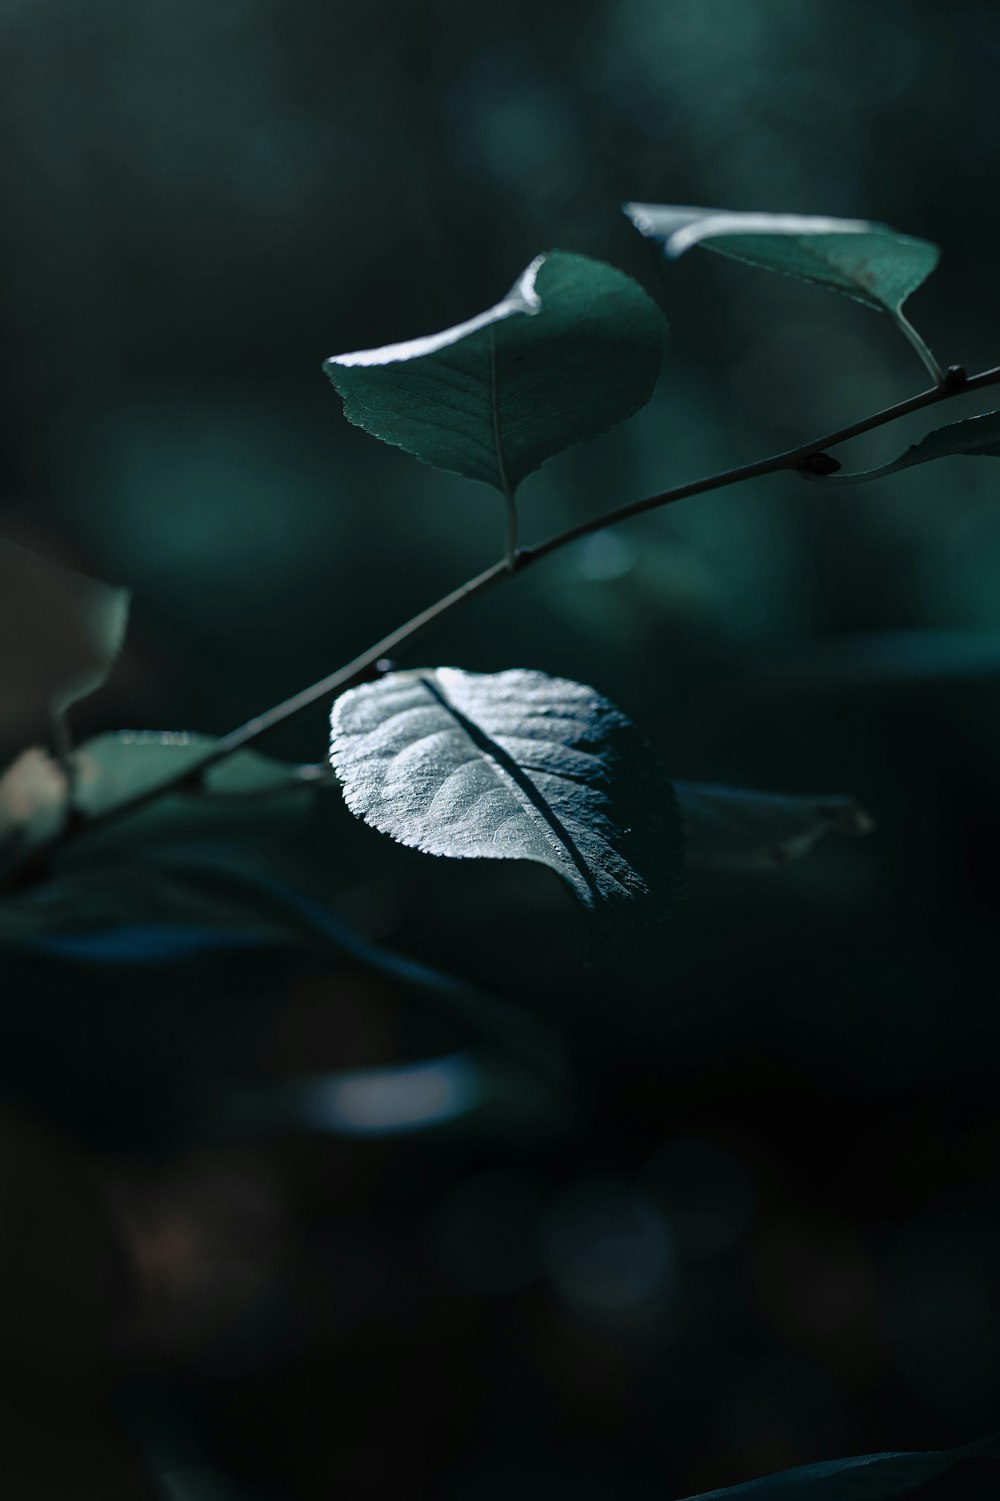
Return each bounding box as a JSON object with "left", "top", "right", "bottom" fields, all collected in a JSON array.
[{"left": 417, "top": 674, "right": 603, "bottom": 907}]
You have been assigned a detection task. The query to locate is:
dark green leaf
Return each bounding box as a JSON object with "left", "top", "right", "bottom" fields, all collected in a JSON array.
[
  {"left": 679, "top": 1430, "right": 1000, "bottom": 1499},
  {"left": 624, "top": 204, "right": 938, "bottom": 314},
  {"left": 330, "top": 667, "right": 685, "bottom": 935},
  {"left": 58, "top": 730, "right": 331, "bottom": 859},
  {"left": 624, "top": 204, "right": 941, "bottom": 378},
  {"left": 73, "top": 730, "right": 327, "bottom": 818},
  {"left": 804, "top": 409, "right": 1000, "bottom": 485},
  {"left": 0, "top": 541, "right": 129, "bottom": 738},
  {"left": 323, "top": 251, "right": 667, "bottom": 493},
  {"left": 678, "top": 782, "right": 873, "bottom": 871}
]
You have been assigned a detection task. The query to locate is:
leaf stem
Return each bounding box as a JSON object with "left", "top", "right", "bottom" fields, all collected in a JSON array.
[
  {"left": 490, "top": 326, "right": 519, "bottom": 569},
  {"left": 892, "top": 308, "right": 947, "bottom": 388},
  {"left": 503, "top": 486, "right": 519, "bottom": 571},
  {"left": 23, "top": 359, "right": 1000, "bottom": 866}
]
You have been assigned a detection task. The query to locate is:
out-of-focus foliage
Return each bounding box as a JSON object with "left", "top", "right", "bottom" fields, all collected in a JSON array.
[
  {"left": 3, "top": 1, "right": 1000, "bottom": 1498},
  {"left": 678, "top": 783, "right": 872, "bottom": 871},
  {"left": 0, "top": 541, "right": 128, "bottom": 738}
]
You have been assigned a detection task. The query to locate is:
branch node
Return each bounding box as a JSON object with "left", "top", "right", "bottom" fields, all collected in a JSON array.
[
  {"left": 797, "top": 451, "right": 842, "bottom": 478},
  {"left": 943, "top": 365, "right": 968, "bottom": 391}
]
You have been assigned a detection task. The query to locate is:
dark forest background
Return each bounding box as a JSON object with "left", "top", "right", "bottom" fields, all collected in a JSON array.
[{"left": 2, "top": 2, "right": 1000, "bottom": 1497}]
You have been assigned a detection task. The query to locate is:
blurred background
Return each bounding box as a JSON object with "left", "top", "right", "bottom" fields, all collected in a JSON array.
[{"left": 2, "top": 0, "right": 1000, "bottom": 1496}]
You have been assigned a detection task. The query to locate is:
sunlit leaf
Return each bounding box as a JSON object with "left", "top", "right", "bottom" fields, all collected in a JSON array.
[
  {"left": 679, "top": 1429, "right": 1000, "bottom": 1499},
  {"left": 0, "top": 541, "right": 130, "bottom": 738},
  {"left": 804, "top": 409, "right": 1000, "bottom": 485},
  {"left": 323, "top": 251, "right": 667, "bottom": 493},
  {"left": 678, "top": 782, "right": 873, "bottom": 871},
  {"left": 624, "top": 203, "right": 941, "bottom": 379},
  {"left": 330, "top": 667, "right": 685, "bottom": 935}
]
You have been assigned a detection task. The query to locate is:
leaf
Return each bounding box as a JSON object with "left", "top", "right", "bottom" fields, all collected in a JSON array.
[
  {"left": 0, "top": 749, "right": 70, "bottom": 873},
  {"left": 678, "top": 1430, "right": 1000, "bottom": 1499},
  {"left": 72, "top": 730, "right": 328, "bottom": 820},
  {"left": 72, "top": 730, "right": 331, "bottom": 855},
  {"left": 0, "top": 859, "right": 288, "bottom": 961},
  {"left": 624, "top": 203, "right": 941, "bottom": 380},
  {"left": 0, "top": 731, "right": 330, "bottom": 879},
  {"left": 0, "top": 540, "right": 129, "bottom": 738},
  {"left": 677, "top": 783, "right": 873, "bottom": 871},
  {"left": 804, "top": 409, "right": 1000, "bottom": 485},
  {"left": 323, "top": 251, "right": 667, "bottom": 493},
  {"left": 0, "top": 844, "right": 563, "bottom": 1078},
  {"left": 329, "top": 667, "right": 685, "bottom": 936}
]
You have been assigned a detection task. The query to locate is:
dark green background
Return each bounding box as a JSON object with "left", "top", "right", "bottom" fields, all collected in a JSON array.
[{"left": 2, "top": 2, "right": 1000, "bottom": 1497}]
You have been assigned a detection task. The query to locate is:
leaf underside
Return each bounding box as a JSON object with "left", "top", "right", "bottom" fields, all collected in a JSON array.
[
  {"left": 330, "top": 667, "right": 685, "bottom": 936},
  {"left": 324, "top": 250, "right": 668, "bottom": 492},
  {"left": 624, "top": 203, "right": 939, "bottom": 316}
]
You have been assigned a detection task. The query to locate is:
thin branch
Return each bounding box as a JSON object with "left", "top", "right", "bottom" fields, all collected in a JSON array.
[{"left": 24, "top": 360, "right": 1000, "bottom": 866}]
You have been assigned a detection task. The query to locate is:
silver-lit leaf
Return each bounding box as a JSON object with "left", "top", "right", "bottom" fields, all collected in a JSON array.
[{"left": 330, "top": 667, "right": 685, "bottom": 935}]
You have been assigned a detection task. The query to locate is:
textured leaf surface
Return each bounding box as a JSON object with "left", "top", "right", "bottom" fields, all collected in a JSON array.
[
  {"left": 624, "top": 204, "right": 938, "bottom": 316},
  {"left": 679, "top": 1431, "right": 1000, "bottom": 1499},
  {"left": 678, "top": 783, "right": 873, "bottom": 871},
  {"left": 808, "top": 409, "right": 1000, "bottom": 485},
  {"left": 0, "top": 541, "right": 129, "bottom": 737},
  {"left": 324, "top": 251, "right": 667, "bottom": 492},
  {"left": 330, "top": 667, "right": 684, "bottom": 933}
]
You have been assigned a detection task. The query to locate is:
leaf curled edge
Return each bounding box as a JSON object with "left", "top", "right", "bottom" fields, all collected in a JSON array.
[
  {"left": 323, "top": 251, "right": 668, "bottom": 493},
  {"left": 624, "top": 202, "right": 939, "bottom": 316}
]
